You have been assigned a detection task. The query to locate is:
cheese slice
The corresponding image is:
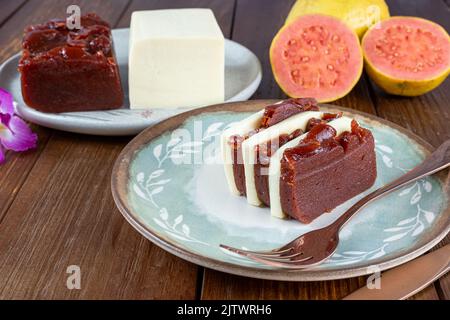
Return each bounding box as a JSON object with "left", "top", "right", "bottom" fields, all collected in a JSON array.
[
  {"left": 242, "top": 111, "right": 324, "bottom": 206},
  {"left": 221, "top": 110, "right": 265, "bottom": 195},
  {"left": 129, "top": 9, "right": 224, "bottom": 109},
  {"left": 268, "top": 116, "right": 353, "bottom": 218}
]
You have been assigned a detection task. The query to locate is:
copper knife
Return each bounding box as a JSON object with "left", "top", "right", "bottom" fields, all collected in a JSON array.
[{"left": 343, "top": 244, "right": 450, "bottom": 300}]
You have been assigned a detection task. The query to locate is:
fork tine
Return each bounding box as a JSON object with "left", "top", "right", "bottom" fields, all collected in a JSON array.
[
  {"left": 228, "top": 249, "right": 314, "bottom": 268},
  {"left": 258, "top": 255, "right": 312, "bottom": 264},
  {"left": 220, "top": 244, "right": 292, "bottom": 257},
  {"left": 228, "top": 248, "right": 304, "bottom": 260},
  {"left": 221, "top": 245, "right": 313, "bottom": 265},
  {"left": 251, "top": 251, "right": 306, "bottom": 261}
]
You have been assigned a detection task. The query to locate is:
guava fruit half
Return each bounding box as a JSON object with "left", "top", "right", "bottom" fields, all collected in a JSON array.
[
  {"left": 270, "top": 14, "right": 363, "bottom": 103},
  {"left": 362, "top": 16, "right": 450, "bottom": 96}
]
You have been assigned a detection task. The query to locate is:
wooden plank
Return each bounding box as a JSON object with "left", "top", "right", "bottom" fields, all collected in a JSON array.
[
  {"left": 435, "top": 235, "right": 450, "bottom": 299},
  {"left": 0, "top": 0, "right": 237, "bottom": 299},
  {"left": 0, "top": 132, "right": 196, "bottom": 299},
  {"left": 0, "top": 0, "right": 27, "bottom": 27},
  {"left": 408, "top": 285, "right": 441, "bottom": 300},
  {"left": 368, "top": 0, "right": 449, "bottom": 300},
  {"left": 0, "top": 127, "right": 51, "bottom": 222},
  {"left": 386, "top": 0, "right": 449, "bottom": 31},
  {"left": 0, "top": 0, "right": 153, "bottom": 299},
  {"left": 0, "top": 1, "right": 131, "bottom": 220},
  {"left": 116, "top": 0, "right": 236, "bottom": 38},
  {"left": 1, "top": 0, "right": 131, "bottom": 221},
  {"left": 228, "top": 0, "right": 294, "bottom": 99},
  {"left": 201, "top": 0, "right": 378, "bottom": 300},
  {"left": 202, "top": 272, "right": 367, "bottom": 300},
  {"left": 437, "top": 269, "right": 450, "bottom": 299}
]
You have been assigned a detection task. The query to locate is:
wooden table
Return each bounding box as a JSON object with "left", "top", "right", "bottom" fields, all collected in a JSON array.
[{"left": 0, "top": 0, "right": 448, "bottom": 300}]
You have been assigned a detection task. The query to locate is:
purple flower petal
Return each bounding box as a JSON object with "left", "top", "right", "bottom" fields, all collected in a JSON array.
[
  {"left": 0, "top": 88, "right": 14, "bottom": 115},
  {"left": 0, "top": 115, "right": 37, "bottom": 152},
  {"left": 0, "top": 88, "right": 38, "bottom": 165},
  {"left": 0, "top": 112, "right": 12, "bottom": 127}
]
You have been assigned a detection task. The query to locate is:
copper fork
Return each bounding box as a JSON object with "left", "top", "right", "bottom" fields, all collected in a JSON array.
[{"left": 220, "top": 140, "right": 450, "bottom": 269}]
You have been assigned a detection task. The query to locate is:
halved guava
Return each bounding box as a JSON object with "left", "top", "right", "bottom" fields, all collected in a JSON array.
[
  {"left": 362, "top": 17, "right": 450, "bottom": 96},
  {"left": 270, "top": 14, "right": 363, "bottom": 103}
]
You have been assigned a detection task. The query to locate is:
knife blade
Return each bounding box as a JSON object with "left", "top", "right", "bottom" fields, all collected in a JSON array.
[{"left": 343, "top": 244, "right": 450, "bottom": 300}]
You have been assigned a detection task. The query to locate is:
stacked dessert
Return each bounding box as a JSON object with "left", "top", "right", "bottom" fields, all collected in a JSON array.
[{"left": 221, "top": 98, "right": 377, "bottom": 223}]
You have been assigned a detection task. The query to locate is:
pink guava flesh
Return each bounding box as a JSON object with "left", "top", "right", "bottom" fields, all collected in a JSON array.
[
  {"left": 363, "top": 17, "right": 450, "bottom": 80},
  {"left": 271, "top": 14, "right": 363, "bottom": 101}
]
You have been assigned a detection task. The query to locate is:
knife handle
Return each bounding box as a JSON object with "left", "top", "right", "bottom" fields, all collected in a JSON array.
[{"left": 343, "top": 244, "right": 450, "bottom": 300}]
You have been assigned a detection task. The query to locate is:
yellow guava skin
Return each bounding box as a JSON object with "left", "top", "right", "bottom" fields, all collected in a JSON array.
[
  {"left": 285, "top": 0, "right": 390, "bottom": 39},
  {"left": 362, "top": 17, "right": 450, "bottom": 97}
]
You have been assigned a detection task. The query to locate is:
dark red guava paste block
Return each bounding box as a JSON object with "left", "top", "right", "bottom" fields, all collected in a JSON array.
[
  {"left": 279, "top": 121, "right": 377, "bottom": 223},
  {"left": 19, "top": 13, "right": 123, "bottom": 113}
]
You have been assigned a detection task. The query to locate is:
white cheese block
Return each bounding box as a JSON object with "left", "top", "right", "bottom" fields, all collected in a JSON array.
[
  {"left": 221, "top": 111, "right": 265, "bottom": 195},
  {"left": 268, "top": 116, "right": 353, "bottom": 218},
  {"left": 242, "top": 111, "right": 324, "bottom": 206},
  {"left": 129, "top": 9, "right": 225, "bottom": 109}
]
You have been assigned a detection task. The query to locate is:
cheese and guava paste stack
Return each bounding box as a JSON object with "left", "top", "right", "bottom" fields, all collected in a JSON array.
[{"left": 221, "top": 98, "right": 377, "bottom": 223}]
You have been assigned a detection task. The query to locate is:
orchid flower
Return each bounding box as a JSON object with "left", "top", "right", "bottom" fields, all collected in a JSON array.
[{"left": 0, "top": 88, "right": 37, "bottom": 164}]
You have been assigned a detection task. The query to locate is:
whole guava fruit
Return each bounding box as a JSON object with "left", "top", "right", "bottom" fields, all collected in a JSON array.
[{"left": 286, "top": 0, "right": 390, "bottom": 39}]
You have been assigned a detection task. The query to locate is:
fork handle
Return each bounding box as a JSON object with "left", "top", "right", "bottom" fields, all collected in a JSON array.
[{"left": 335, "top": 139, "right": 450, "bottom": 229}]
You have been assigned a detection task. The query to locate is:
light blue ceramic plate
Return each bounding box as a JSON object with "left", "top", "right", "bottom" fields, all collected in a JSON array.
[{"left": 111, "top": 100, "right": 449, "bottom": 281}]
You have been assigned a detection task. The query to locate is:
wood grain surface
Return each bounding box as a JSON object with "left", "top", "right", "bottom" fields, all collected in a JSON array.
[{"left": 0, "top": 0, "right": 448, "bottom": 300}]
